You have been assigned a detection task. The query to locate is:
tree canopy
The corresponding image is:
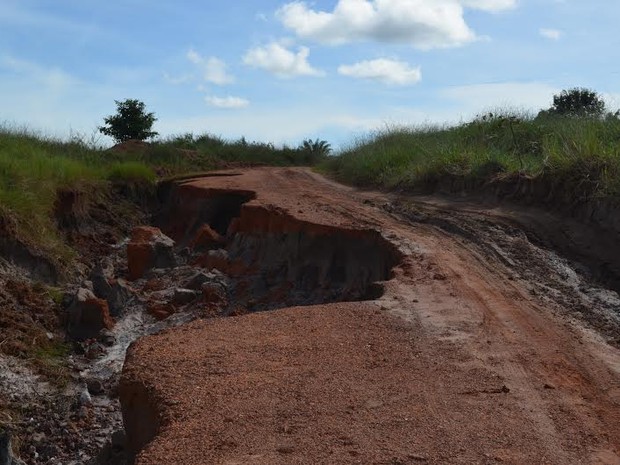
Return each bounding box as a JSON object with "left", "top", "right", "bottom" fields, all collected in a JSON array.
[
  {"left": 547, "top": 88, "right": 606, "bottom": 117},
  {"left": 99, "top": 99, "right": 158, "bottom": 143}
]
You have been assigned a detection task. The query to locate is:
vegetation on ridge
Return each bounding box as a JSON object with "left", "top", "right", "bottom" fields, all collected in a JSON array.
[
  {"left": 99, "top": 98, "right": 159, "bottom": 143},
  {"left": 0, "top": 125, "right": 329, "bottom": 263},
  {"left": 320, "top": 88, "right": 620, "bottom": 203},
  {"left": 2, "top": 87, "right": 619, "bottom": 266}
]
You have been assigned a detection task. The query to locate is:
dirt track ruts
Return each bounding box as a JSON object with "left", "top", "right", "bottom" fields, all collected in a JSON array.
[{"left": 120, "top": 167, "right": 620, "bottom": 465}]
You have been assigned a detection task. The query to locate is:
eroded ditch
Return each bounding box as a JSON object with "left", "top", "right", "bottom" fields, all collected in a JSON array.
[
  {"left": 14, "top": 181, "right": 402, "bottom": 465},
  {"left": 156, "top": 183, "right": 401, "bottom": 312}
]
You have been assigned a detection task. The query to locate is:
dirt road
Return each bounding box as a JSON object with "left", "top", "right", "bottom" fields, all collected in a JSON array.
[{"left": 120, "top": 168, "right": 620, "bottom": 464}]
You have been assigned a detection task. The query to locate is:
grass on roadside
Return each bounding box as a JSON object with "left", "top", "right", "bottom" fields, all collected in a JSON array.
[
  {"left": 0, "top": 127, "right": 327, "bottom": 265},
  {"left": 320, "top": 111, "right": 620, "bottom": 201}
]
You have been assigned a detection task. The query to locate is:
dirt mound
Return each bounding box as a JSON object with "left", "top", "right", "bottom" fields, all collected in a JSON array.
[{"left": 107, "top": 140, "right": 150, "bottom": 154}]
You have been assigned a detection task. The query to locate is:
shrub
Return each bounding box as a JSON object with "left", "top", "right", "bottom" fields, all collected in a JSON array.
[
  {"left": 99, "top": 99, "right": 158, "bottom": 143},
  {"left": 546, "top": 88, "right": 606, "bottom": 118}
]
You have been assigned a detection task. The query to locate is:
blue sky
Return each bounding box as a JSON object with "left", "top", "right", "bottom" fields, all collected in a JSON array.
[{"left": 1, "top": 0, "right": 619, "bottom": 148}]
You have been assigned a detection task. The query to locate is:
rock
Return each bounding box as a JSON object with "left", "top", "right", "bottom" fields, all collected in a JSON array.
[
  {"left": 184, "top": 271, "right": 212, "bottom": 291},
  {"left": 184, "top": 270, "right": 229, "bottom": 291},
  {"left": 85, "top": 342, "right": 105, "bottom": 360},
  {"left": 201, "top": 282, "right": 227, "bottom": 305},
  {"left": 99, "top": 329, "right": 116, "bottom": 347},
  {"left": 111, "top": 430, "right": 126, "bottom": 450},
  {"left": 127, "top": 226, "right": 176, "bottom": 281},
  {"left": 195, "top": 248, "right": 242, "bottom": 275},
  {"left": 90, "top": 265, "right": 134, "bottom": 316},
  {"left": 107, "top": 279, "right": 134, "bottom": 317},
  {"left": 77, "top": 406, "right": 90, "bottom": 419},
  {"left": 31, "top": 433, "right": 46, "bottom": 443},
  {"left": 147, "top": 302, "right": 175, "bottom": 321},
  {"left": 39, "top": 443, "right": 59, "bottom": 459},
  {"left": 91, "top": 263, "right": 113, "bottom": 300},
  {"left": 79, "top": 385, "right": 92, "bottom": 406},
  {"left": 67, "top": 288, "right": 115, "bottom": 341},
  {"left": 144, "top": 268, "right": 167, "bottom": 279},
  {"left": 190, "top": 224, "right": 224, "bottom": 251},
  {"left": 143, "top": 278, "right": 166, "bottom": 292},
  {"left": 86, "top": 378, "right": 104, "bottom": 395},
  {"left": 227, "top": 217, "right": 240, "bottom": 235},
  {"left": 172, "top": 288, "right": 200, "bottom": 306},
  {"left": 0, "top": 431, "right": 26, "bottom": 465},
  {"left": 60, "top": 292, "right": 74, "bottom": 309}
]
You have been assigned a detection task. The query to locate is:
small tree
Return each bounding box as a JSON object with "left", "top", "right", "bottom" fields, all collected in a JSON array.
[
  {"left": 297, "top": 139, "right": 332, "bottom": 165},
  {"left": 300, "top": 138, "right": 331, "bottom": 156},
  {"left": 99, "top": 99, "right": 158, "bottom": 143},
  {"left": 548, "top": 87, "right": 606, "bottom": 118}
]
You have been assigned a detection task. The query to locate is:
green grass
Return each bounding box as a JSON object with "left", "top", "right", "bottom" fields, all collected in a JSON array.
[
  {"left": 0, "top": 129, "right": 105, "bottom": 262},
  {"left": 159, "top": 132, "right": 325, "bottom": 166},
  {"left": 0, "top": 127, "right": 326, "bottom": 266},
  {"left": 320, "top": 111, "right": 620, "bottom": 201},
  {"left": 31, "top": 341, "right": 71, "bottom": 387},
  {"left": 106, "top": 161, "right": 157, "bottom": 185}
]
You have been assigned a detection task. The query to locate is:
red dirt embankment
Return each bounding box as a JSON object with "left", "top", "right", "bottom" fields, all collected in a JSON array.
[{"left": 120, "top": 168, "right": 620, "bottom": 465}]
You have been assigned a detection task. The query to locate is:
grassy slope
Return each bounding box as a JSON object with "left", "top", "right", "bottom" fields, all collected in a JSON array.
[
  {"left": 0, "top": 129, "right": 323, "bottom": 264},
  {"left": 320, "top": 112, "right": 620, "bottom": 202},
  {"left": 0, "top": 129, "right": 326, "bottom": 423},
  {"left": 6, "top": 114, "right": 620, "bottom": 264}
]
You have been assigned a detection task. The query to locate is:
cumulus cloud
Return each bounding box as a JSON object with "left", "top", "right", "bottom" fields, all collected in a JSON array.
[
  {"left": 539, "top": 28, "right": 562, "bottom": 40},
  {"left": 277, "top": 0, "right": 516, "bottom": 49},
  {"left": 338, "top": 58, "right": 421, "bottom": 85},
  {"left": 243, "top": 42, "right": 324, "bottom": 78},
  {"left": 187, "top": 49, "right": 234, "bottom": 85},
  {"left": 460, "top": 0, "right": 516, "bottom": 12},
  {"left": 205, "top": 95, "right": 250, "bottom": 109}
]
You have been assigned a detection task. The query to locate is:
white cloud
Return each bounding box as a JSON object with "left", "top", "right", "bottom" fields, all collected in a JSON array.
[
  {"left": 442, "top": 82, "right": 559, "bottom": 112},
  {"left": 186, "top": 49, "right": 234, "bottom": 85},
  {"left": 0, "top": 55, "right": 76, "bottom": 92},
  {"left": 163, "top": 72, "right": 194, "bottom": 85},
  {"left": 0, "top": 54, "right": 120, "bottom": 139},
  {"left": 157, "top": 103, "right": 463, "bottom": 151},
  {"left": 461, "top": 0, "right": 516, "bottom": 12},
  {"left": 205, "top": 95, "right": 250, "bottom": 109},
  {"left": 242, "top": 42, "right": 324, "bottom": 78},
  {"left": 338, "top": 58, "right": 421, "bottom": 85},
  {"left": 539, "top": 28, "right": 562, "bottom": 40},
  {"left": 277, "top": 0, "right": 515, "bottom": 49},
  {"left": 157, "top": 108, "right": 383, "bottom": 148}
]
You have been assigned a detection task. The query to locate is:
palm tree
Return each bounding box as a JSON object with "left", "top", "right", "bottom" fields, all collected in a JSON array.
[{"left": 300, "top": 139, "right": 332, "bottom": 162}]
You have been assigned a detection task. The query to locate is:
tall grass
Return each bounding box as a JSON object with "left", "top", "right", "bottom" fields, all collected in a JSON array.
[
  {"left": 321, "top": 111, "right": 620, "bottom": 200},
  {"left": 159, "top": 133, "right": 325, "bottom": 166},
  {"left": 0, "top": 127, "right": 326, "bottom": 263},
  {"left": 0, "top": 129, "right": 105, "bottom": 260}
]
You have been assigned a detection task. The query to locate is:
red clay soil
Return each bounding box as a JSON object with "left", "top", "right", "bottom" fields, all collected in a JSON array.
[{"left": 120, "top": 168, "right": 620, "bottom": 465}]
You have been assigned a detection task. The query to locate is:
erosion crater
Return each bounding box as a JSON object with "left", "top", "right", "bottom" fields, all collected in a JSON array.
[{"left": 121, "top": 175, "right": 403, "bottom": 460}]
